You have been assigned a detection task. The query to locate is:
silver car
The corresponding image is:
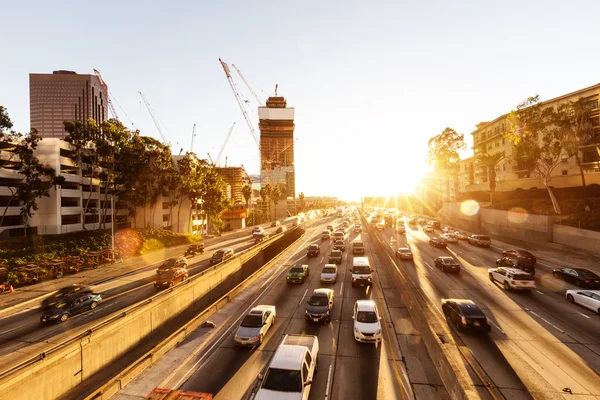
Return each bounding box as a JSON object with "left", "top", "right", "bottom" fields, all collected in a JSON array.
[
  {"left": 320, "top": 264, "right": 338, "bottom": 283},
  {"left": 234, "top": 305, "right": 276, "bottom": 346}
]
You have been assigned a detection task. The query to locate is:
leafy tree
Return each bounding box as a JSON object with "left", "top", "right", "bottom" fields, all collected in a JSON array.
[
  {"left": 426, "top": 127, "right": 466, "bottom": 201},
  {"left": 201, "top": 166, "right": 229, "bottom": 233},
  {"left": 298, "top": 192, "right": 305, "bottom": 211},
  {"left": 272, "top": 186, "right": 281, "bottom": 221},
  {"left": 242, "top": 184, "right": 253, "bottom": 225},
  {"left": 475, "top": 152, "right": 505, "bottom": 205}
]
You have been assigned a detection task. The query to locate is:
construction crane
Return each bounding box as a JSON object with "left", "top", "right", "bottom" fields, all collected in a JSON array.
[
  {"left": 218, "top": 59, "right": 260, "bottom": 148},
  {"left": 138, "top": 91, "right": 169, "bottom": 144},
  {"left": 231, "top": 64, "right": 263, "bottom": 106},
  {"left": 189, "top": 124, "right": 197, "bottom": 154},
  {"left": 215, "top": 122, "right": 236, "bottom": 166},
  {"left": 93, "top": 69, "right": 119, "bottom": 120},
  {"left": 207, "top": 153, "right": 215, "bottom": 166}
]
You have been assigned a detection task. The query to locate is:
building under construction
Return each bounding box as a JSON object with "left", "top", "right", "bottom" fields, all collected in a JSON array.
[
  {"left": 258, "top": 96, "right": 295, "bottom": 198},
  {"left": 215, "top": 166, "right": 250, "bottom": 204}
]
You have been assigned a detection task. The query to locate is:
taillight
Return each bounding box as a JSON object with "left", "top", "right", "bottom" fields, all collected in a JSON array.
[
  {"left": 585, "top": 280, "right": 590, "bottom": 283},
  {"left": 511, "top": 281, "right": 516, "bottom": 285}
]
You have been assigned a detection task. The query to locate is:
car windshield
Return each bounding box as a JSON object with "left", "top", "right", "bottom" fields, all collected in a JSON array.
[
  {"left": 213, "top": 250, "right": 224, "bottom": 257},
  {"left": 54, "top": 301, "right": 67, "bottom": 309},
  {"left": 290, "top": 267, "right": 304, "bottom": 273},
  {"left": 353, "top": 266, "right": 370, "bottom": 274},
  {"left": 322, "top": 267, "right": 336, "bottom": 273},
  {"left": 261, "top": 368, "right": 302, "bottom": 392},
  {"left": 331, "top": 250, "right": 341, "bottom": 256},
  {"left": 399, "top": 249, "right": 411, "bottom": 254},
  {"left": 479, "top": 236, "right": 491, "bottom": 241},
  {"left": 240, "top": 314, "right": 262, "bottom": 328},
  {"left": 356, "top": 310, "right": 378, "bottom": 323},
  {"left": 308, "top": 296, "right": 328, "bottom": 306},
  {"left": 460, "top": 304, "right": 485, "bottom": 317},
  {"left": 161, "top": 259, "right": 176, "bottom": 268},
  {"left": 309, "top": 245, "right": 318, "bottom": 250}
]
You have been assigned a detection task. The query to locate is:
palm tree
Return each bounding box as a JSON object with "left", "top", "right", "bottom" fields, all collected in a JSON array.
[
  {"left": 272, "top": 186, "right": 281, "bottom": 221},
  {"left": 475, "top": 151, "right": 505, "bottom": 205},
  {"left": 298, "top": 192, "right": 305, "bottom": 211},
  {"left": 242, "top": 184, "right": 252, "bottom": 225}
]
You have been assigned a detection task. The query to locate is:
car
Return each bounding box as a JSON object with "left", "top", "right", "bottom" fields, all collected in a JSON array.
[
  {"left": 320, "top": 264, "right": 338, "bottom": 283},
  {"left": 354, "top": 224, "right": 362, "bottom": 233},
  {"left": 407, "top": 219, "right": 418, "bottom": 227},
  {"left": 154, "top": 267, "right": 188, "bottom": 289},
  {"left": 468, "top": 235, "right": 492, "bottom": 247},
  {"left": 566, "top": 290, "right": 600, "bottom": 314},
  {"left": 429, "top": 237, "right": 447, "bottom": 248},
  {"left": 270, "top": 220, "right": 281, "bottom": 227},
  {"left": 342, "top": 221, "right": 350, "bottom": 228},
  {"left": 375, "top": 222, "right": 385, "bottom": 231},
  {"left": 395, "top": 247, "right": 413, "bottom": 260},
  {"left": 454, "top": 231, "right": 468, "bottom": 240},
  {"left": 396, "top": 225, "right": 406, "bottom": 234},
  {"left": 305, "top": 288, "right": 335, "bottom": 323},
  {"left": 352, "top": 300, "right": 382, "bottom": 343},
  {"left": 210, "top": 248, "right": 234, "bottom": 265},
  {"left": 253, "top": 226, "right": 265, "bottom": 235},
  {"left": 184, "top": 243, "right": 204, "bottom": 257},
  {"left": 307, "top": 244, "right": 320, "bottom": 257},
  {"left": 430, "top": 221, "right": 441, "bottom": 229},
  {"left": 327, "top": 224, "right": 335, "bottom": 232},
  {"left": 441, "top": 299, "right": 491, "bottom": 333},
  {"left": 418, "top": 218, "right": 427, "bottom": 226},
  {"left": 441, "top": 233, "right": 458, "bottom": 243},
  {"left": 321, "top": 230, "right": 332, "bottom": 240},
  {"left": 553, "top": 268, "right": 600, "bottom": 289},
  {"left": 434, "top": 256, "right": 461, "bottom": 273},
  {"left": 286, "top": 264, "right": 309, "bottom": 284},
  {"left": 41, "top": 284, "right": 94, "bottom": 309},
  {"left": 329, "top": 249, "right": 343, "bottom": 264},
  {"left": 332, "top": 231, "right": 345, "bottom": 242},
  {"left": 157, "top": 257, "right": 188, "bottom": 274},
  {"left": 488, "top": 267, "right": 536, "bottom": 291},
  {"left": 503, "top": 249, "right": 537, "bottom": 267},
  {"left": 276, "top": 226, "right": 287, "bottom": 234},
  {"left": 40, "top": 293, "right": 103, "bottom": 323},
  {"left": 496, "top": 257, "right": 535, "bottom": 275},
  {"left": 333, "top": 240, "right": 345, "bottom": 252},
  {"left": 423, "top": 225, "right": 434, "bottom": 233},
  {"left": 234, "top": 305, "right": 276, "bottom": 346},
  {"left": 442, "top": 226, "right": 454, "bottom": 233}
]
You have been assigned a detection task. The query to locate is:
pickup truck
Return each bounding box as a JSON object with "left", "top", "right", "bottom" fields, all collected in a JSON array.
[
  {"left": 287, "top": 264, "right": 309, "bottom": 284},
  {"left": 255, "top": 334, "right": 319, "bottom": 400}
]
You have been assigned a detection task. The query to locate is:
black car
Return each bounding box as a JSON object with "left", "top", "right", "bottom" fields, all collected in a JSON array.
[
  {"left": 333, "top": 240, "right": 345, "bottom": 252},
  {"left": 429, "top": 238, "right": 447, "bottom": 248},
  {"left": 210, "top": 248, "right": 234, "bottom": 265},
  {"left": 41, "top": 284, "right": 94, "bottom": 309},
  {"left": 434, "top": 256, "right": 461, "bottom": 273},
  {"left": 305, "top": 289, "right": 334, "bottom": 323},
  {"left": 430, "top": 221, "right": 441, "bottom": 230},
  {"left": 552, "top": 268, "right": 600, "bottom": 288},
  {"left": 502, "top": 249, "right": 537, "bottom": 266},
  {"left": 184, "top": 244, "right": 204, "bottom": 257},
  {"left": 496, "top": 257, "right": 535, "bottom": 275},
  {"left": 307, "top": 244, "right": 320, "bottom": 257},
  {"left": 442, "top": 299, "right": 491, "bottom": 333},
  {"left": 329, "top": 250, "right": 343, "bottom": 264},
  {"left": 40, "top": 293, "right": 103, "bottom": 323}
]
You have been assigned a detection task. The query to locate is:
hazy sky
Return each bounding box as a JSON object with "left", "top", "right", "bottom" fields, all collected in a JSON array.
[{"left": 2, "top": 0, "right": 599, "bottom": 201}]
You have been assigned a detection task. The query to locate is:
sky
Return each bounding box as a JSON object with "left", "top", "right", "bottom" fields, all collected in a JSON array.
[{"left": 2, "top": 0, "right": 599, "bottom": 201}]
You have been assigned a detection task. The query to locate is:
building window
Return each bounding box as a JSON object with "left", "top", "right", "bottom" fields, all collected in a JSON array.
[
  {"left": 562, "top": 170, "right": 568, "bottom": 175},
  {"left": 495, "top": 141, "right": 499, "bottom": 148}
]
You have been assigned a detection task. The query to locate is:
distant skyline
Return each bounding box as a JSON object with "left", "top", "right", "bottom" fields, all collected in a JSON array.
[{"left": 2, "top": 0, "right": 599, "bottom": 201}]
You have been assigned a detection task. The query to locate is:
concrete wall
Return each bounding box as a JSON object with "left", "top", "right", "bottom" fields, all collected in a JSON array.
[
  {"left": 0, "top": 229, "right": 303, "bottom": 400},
  {"left": 553, "top": 224, "right": 600, "bottom": 255}
]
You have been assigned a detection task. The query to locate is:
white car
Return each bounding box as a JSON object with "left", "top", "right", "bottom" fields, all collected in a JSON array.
[
  {"left": 320, "top": 264, "right": 338, "bottom": 283},
  {"left": 488, "top": 267, "right": 536, "bottom": 291},
  {"left": 234, "top": 305, "right": 276, "bottom": 346},
  {"left": 423, "top": 225, "right": 434, "bottom": 233},
  {"left": 354, "top": 224, "right": 362, "bottom": 233},
  {"left": 253, "top": 226, "right": 265, "bottom": 235},
  {"left": 352, "top": 300, "right": 382, "bottom": 343},
  {"left": 454, "top": 231, "right": 468, "bottom": 240},
  {"left": 442, "top": 226, "right": 455, "bottom": 233},
  {"left": 566, "top": 290, "right": 600, "bottom": 314},
  {"left": 441, "top": 233, "right": 458, "bottom": 243}
]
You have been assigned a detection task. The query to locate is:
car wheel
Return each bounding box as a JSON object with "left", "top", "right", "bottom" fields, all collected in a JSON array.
[
  {"left": 567, "top": 294, "right": 574, "bottom": 303},
  {"left": 489, "top": 273, "right": 495, "bottom": 282},
  {"left": 182, "top": 275, "right": 188, "bottom": 281},
  {"left": 552, "top": 271, "right": 559, "bottom": 278},
  {"left": 60, "top": 313, "right": 69, "bottom": 322},
  {"left": 503, "top": 281, "right": 510, "bottom": 291},
  {"left": 55, "top": 271, "right": 64, "bottom": 279},
  {"left": 90, "top": 301, "right": 98, "bottom": 309}
]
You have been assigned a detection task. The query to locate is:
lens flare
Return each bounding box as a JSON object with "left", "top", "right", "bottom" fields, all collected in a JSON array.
[
  {"left": 460, "top": 200, "right": 480, "bottom": 216},
  {"left": 508, "top": 207, "right": 528, "bottom": 224}
]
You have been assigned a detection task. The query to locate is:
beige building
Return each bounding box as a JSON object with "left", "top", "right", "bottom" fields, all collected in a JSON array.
[
  {"left": 30, "top": 70, "right": 107, "bottom": 138},
  {"left": 461, "top": 83, "right": 600, "bottom": 194},
  {"left": 215, "top": 166, "right": 250, "bottom": 204}
]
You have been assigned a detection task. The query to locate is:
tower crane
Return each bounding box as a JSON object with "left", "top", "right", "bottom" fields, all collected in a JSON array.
[
  {"left": 190, "top": 124, "right": 197, "bottom": 154},
  {"left": 218, "top": 59, "right": 260, "bottom": 148},
  {"left": 215, "top": 122, "right": 236, "bottom": 166},
  {"left": 138, "top": 91, "right": 168, "bottom": 144},
  {"left": 231, "top": 64, "right": 263, "bottom": 106}
]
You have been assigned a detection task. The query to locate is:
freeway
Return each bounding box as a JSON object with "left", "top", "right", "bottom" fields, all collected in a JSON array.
[
  {"left": 377, "top": 219, "right": 600, "bottom": 398},
  {"left": 0, "top": 223, "right": 287, "bottom": 367},
  {"left": 147, "top": 217, "right": 449, "bottom": 400}
]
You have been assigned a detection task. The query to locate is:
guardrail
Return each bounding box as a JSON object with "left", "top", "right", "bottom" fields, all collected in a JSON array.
[{"left": 0, "top": 228, "right": 300, "bottom": 400}]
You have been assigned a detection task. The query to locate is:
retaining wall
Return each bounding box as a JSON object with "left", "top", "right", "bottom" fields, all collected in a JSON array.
[{"left": 553, "top": 224, "right": 600, "bottom": 254}]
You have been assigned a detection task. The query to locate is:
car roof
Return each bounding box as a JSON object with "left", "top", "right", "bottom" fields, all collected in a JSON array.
[
  {"left": 249, "top": 305, "right": 274, "bottom": 314},
  {"left": 313, "top": 288, "right": 332, "bottom": 296},
  {"left": 499, "top": 267, "right": 533, "bottom": 275},
  {"left": 309, "top": 243, "right": 319, "bottom": 247},
  {"left": 356, "top": 300, "right": 377, "bottom": 312},
  {"left": 571, "top": 268, "right": 599, "bottom": 277},
  {"left": 270, "top": 345, "right": 308, "bottom": 370},
  {"left": 438, "top": 256, "right": 457, "bottom": 261},
  {"left": 398, "top": 247, "right": 411, "bottom": 252}
]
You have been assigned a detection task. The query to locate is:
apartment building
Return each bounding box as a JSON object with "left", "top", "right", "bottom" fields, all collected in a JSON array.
[
  {"left": 215, "top": 166, "right": 250, "bottom": 204},
  {"left": 462, "top": 83, "right": 600, "bottom": 194}
]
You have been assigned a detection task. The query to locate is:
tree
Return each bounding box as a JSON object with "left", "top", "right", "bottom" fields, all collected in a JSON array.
[
  {"left": 298, "top": 192, "right": 305, "bottom": 211},
  {"left": 262, "top": 183, "right": 273, "bottom": 221},
  {"left": 201, "top": 167, "right": 229, "bottom": 233},
  {"left": 242, "top": 184, "right": 252, "bottom": 225},
  {"left": 272, "top": 186, "right": 281, "bottom": 221},
  {"left": 506, "top": 95, "right": 564, "bottom": 214},
  {"left": 475, "top": 152, "right": 505, "bottom": 205},
  {"left": 426, "top": 127, "right": 466, "bottom": 202}
]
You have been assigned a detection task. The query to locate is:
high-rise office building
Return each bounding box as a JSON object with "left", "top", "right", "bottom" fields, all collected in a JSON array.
[
  {"left": 30, "top": 70, "right": 107, "bottom": 138},
  {"left": 258, "top": 96, "right": 295, "bottom": 198}
]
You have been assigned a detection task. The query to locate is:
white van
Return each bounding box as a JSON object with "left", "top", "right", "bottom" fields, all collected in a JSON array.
[{"left": 351, "top": 257, "right": 373, "bottom": 287}]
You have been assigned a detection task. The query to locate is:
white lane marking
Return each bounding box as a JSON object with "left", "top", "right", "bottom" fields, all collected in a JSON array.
[
  {"left": 487, "top": 319, "right": 505, "bottom": 334},
  {"left": 535, "top": 290, "right": 545, "bottom": 295},
  {"left": 298, "top": 289, "right": 308, "bottom": 306},
  {"left": 0, "top": 325, "right": 24, "bottom": 335},
  {"left": 423, "top": 262, "right": 433, "bottom": 270},
  {"left": 340, "top": 282, "right": 344, "bottom": 297},
  {"left": 528, "top": 311, "right": 566, "bottom": 333},
  {"left": 578, "top": 312, "right": 591, "bottom": 319},
  {"left": 324, "top": 364, "right": 333, "bottom": 399}
]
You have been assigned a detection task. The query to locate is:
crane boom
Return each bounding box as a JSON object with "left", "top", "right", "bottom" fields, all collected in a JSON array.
[
  {"left": 231, "top": 64, "right": 262, "bottom": 106},
  {"left": 190, "top": 124, "right": 197, "bottom": 153},
  {"left": 215, "top": 122, "right": 236, "bottom": 166},
  {"left": 138, "top": 91, "right": 168, "bottom": 144},
  {"left": 93, "top": 69, "right": 119, "bottom": 120},
  {"left": 218, "top": 58, "right": 260, "bottom": 149}
]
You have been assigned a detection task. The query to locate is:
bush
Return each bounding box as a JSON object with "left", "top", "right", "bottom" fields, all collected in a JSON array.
[{"left": 561, "top": 211, "right": 600, "bottom": 232}]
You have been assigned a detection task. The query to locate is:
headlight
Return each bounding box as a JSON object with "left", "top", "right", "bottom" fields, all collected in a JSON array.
[
  {"left": 325, "top": 309, "right": 330, "bottom": 314},
  {"left": 250, "top": 335, "right": 260, "bottom": 341},
  {"left": 354, "top": 326, "right": 360, "bottom": 334},
  {"left": 305, "top": 310, "right": 309, "bottom": 315}
]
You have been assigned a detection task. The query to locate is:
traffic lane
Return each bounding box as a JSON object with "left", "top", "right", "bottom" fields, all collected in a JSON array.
[{"left": 402, "top": 231, "right": 600, "bottom": 396}]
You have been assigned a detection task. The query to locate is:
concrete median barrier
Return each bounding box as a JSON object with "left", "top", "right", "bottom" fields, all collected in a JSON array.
[{"left": 0, "top": 227, "right": 305, "bottom": 400}]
